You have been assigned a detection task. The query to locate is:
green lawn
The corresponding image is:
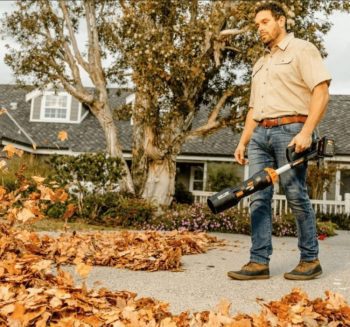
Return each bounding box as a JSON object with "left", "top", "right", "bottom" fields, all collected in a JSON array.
[{"left": 15, "top": 218, "right": 117, "bottom": 232}]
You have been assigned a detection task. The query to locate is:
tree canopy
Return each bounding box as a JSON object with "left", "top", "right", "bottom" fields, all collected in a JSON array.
[{"left": 2, "top": 0, "right": 349, "bottom": 205}]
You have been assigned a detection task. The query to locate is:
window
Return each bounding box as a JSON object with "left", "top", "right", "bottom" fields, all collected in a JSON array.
[
  {"left": 43, "top": 95, "right": 68, "bottom": 120},
  {"left": 190, "top": 165, "right": 204, "bottom": 191},
  {"left": 340, "top": 169, "right": 350, "bottom": 200}
]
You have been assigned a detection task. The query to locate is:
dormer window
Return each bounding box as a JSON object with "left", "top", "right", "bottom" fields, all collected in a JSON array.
[
  {"left": 27, "top": 89, "right": 87, "bottom": 124},
  {"left": 44, "top": 94, "right": 68, "bottom": 120}
]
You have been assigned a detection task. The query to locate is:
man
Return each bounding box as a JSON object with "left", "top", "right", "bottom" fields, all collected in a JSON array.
[{"left": 227, "top": 2, "right": 331, "bottom": 280}]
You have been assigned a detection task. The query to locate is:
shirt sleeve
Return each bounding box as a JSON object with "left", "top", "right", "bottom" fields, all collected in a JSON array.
[{"left": 298, "top": 43, "right": 332, "bottom": 91}]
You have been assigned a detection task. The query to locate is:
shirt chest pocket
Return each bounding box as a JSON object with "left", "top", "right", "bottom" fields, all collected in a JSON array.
[
  {"left": 273, "top": 56, "right": 294, "bottom": 77},
  {"left": 275, "top": 56, "right": 293, "bottom": 65}
]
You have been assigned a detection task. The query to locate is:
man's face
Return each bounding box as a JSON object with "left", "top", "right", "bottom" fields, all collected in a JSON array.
[{"left": 254, "top": 10, "right": 284, "bottom": 46}]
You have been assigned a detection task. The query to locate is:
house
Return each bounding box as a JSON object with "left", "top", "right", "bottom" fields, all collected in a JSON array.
[{"left": 0, "top": 84, "right": 349, "bottom": 212}]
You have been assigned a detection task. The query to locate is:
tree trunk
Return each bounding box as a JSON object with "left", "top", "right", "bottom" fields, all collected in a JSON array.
[
  {"left": 141, "top": 156, "right": 176, "bottom": 207},
  {"left": 131, "top": 91, "right": 183, "bottom": 206},
  {"left": 131, "top": 92, "right": 161, "bottom": 196},
  {"left": 92, "top": 102, "right": 135, "bottom": 195}
]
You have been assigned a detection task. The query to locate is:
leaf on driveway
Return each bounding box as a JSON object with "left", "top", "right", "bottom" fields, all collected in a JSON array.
[{"left": 0, "top": 221, "right": 349, "bottom": 325}]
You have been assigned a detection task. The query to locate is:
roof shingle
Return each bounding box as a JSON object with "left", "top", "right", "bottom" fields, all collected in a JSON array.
[{"left": 0, "top": 84, "right": 349, "bottom": 157}]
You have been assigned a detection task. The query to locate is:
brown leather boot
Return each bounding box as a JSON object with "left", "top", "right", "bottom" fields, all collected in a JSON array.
[
  {"left": 227, "top": 262, "right": 270, "bottom": 280},
  {"left": 284, "top": 259, "right": 322, "bottom": 280}
]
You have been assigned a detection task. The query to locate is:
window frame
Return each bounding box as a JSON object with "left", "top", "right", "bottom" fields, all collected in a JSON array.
[
  {"left": 41, "top": 92, "right": 71, "bottom": 122},
  {"left": 29, "top": 91, "right": 77, "bottom": 123},
  {"left": 189, "top": 164, "right": 207, "bottom": 192}
]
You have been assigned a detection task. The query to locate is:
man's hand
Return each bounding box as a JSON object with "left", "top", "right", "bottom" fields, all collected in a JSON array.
[
  {"left": 288, "top": 131, "right": 312, "bottom": 153},
  {"left": 234, "top": 143, "right": 248, "bottom": 165}
]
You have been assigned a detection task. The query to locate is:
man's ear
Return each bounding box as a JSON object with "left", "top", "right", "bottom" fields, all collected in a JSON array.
[{"left": 278, "top": 16, "right": 286, "bottom": 29}]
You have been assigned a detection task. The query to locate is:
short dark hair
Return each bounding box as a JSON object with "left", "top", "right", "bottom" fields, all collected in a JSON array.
[{"left": 255, "top": 1, "right": 287, "bottom": 20}]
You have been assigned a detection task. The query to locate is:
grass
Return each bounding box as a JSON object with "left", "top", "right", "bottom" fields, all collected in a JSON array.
[
  {"left": 14, "top": 218, "right": 117, "bottom": 232},
  {"left": 0, "top": 154, "right": 54, "bottom": 191}
]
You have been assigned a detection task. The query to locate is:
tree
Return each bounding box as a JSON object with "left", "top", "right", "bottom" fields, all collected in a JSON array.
[
  {"left": 2, "top": 0, "right": 350, "bottom": 206},
  {"left": 207, "top": 163, "right": 241, "bottom": 192},
  {"left": 2, "top": 0, "right": 135, "bottom": 195},
  {"left": 108, "top": 0, "right": 350, "bottom": 205},
  {"left": 307, "top": 162, "right": 337, "bottom": 199}
]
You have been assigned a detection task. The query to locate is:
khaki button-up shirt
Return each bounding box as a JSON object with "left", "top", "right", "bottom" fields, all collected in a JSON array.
[{"left": 249, "top": 33, "right": 332, "bottom": 121}]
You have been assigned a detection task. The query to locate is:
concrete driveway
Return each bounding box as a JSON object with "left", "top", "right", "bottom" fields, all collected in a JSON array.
[{"left": 68, "top": 230, "right": 350, "bottom": 316}]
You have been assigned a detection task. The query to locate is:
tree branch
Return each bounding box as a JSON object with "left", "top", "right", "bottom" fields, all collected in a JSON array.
[
  {"left": 186, "top": 116, "right": 244, "bottom": 140},
  {"left": 59, "top": 0, "right": 90, "bottom": 73},
  {"left": 190, "top": 0, "right": 198, "bottom": 25},
  {"left": 224, "top": 46, "right": 241, "bottom": 52},
  {"left": 119, "top": 0, "right": 127, "bottom": 11},
  {"left": 46, "top": 57, "right": 94, "bottom": 104},
  {"left": 208, "top": 88, "right": 235, "bottom": 123},
  {"left": 185, "top": 88, "right": 235, "bottom": 139},
  {"left": 219, "top": 27, "right": 249, "bottom": 38},
  {"left": 41, "top": 0, "right": 85, "bottom": 91},
  {"left": 84, "top": 0, "right": 106, "bottom": 88}
]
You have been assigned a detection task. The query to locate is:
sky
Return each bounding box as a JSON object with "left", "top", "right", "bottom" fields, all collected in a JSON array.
[{"left": 0, "top": 1, "right": 349, "bottom": 95}]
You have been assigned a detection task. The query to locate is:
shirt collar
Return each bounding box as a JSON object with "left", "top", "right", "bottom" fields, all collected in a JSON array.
[
  {"left": 264, "top": 33, "right": 294, "bottom": 53},
  {"left": 277, "top": 32, "right": 294, "bottom": 51}
]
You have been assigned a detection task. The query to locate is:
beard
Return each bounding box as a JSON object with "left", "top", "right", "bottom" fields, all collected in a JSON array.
[
  {"left": 260, "top": 26, "right": 281, "bottom": 47},
  {"left": 261, "top": 33, "right": 272, "bottom": 44}
]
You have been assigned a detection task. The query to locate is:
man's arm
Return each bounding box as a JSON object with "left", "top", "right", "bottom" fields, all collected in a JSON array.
[
  {"left": 289, "top": 81, "right": 330, "bottom": 153},
  {"left": 234, "top": 108, "right": 258, "bottom": 165}
]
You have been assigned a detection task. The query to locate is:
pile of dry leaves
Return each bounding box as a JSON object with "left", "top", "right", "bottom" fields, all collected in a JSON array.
[
  {"left": 1, "top": 222, "right": 350, "bottom": 326},
  {"left": 14, "top": 225, "right": 225, "bottom": 271}
]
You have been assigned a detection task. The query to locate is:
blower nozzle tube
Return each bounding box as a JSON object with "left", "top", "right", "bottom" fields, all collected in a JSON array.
[
  {"left": 207, "top": 187, "right": 240, "bottom": 214},
  {"left": 207, "top": 169, "right": 278, "bottom": 214}
]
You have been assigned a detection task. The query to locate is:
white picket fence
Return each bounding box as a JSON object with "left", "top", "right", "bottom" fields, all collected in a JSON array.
[{"left": 193, "top": 191, "right": 350, "bottom": 215}]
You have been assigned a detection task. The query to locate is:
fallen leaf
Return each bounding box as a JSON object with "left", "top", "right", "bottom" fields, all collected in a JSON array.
[
  {"left": 58, "top": 131, "right": 68, "bottom": 141},
  {"left": 16, "top": 207, "right": 36, "bottom": 223},
  {"left": 2, "top": 144, "right": 16, "bottom": 158},
  {"left": 0, "top": 286, "right": 14, "bottom": 301},
  {"left": 216, "top": 298, "right": 231, "bottom": 316},
  {"left": 0, "top": 160, "right": 7, "bottom": 171},
  {"left": 75, "top": 261, "right": 92, "bottom": 279},
  {"left": 50, "top": 296, "right": 63, "bottom": 309},
  {"left": 32, "top": 176, "right": 46, "bottom": 184},
  {"left": 10, "top": 303, "right": 25, "bottom": 323}
]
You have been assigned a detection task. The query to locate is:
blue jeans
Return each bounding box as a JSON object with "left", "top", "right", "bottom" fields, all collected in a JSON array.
[{"left": 247, "top": 123, "right": 318, "bottom": 264}]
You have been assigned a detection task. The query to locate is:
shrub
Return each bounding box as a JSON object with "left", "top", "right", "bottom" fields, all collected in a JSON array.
[
  {"left": 273, "top": 214, "right": 297, "bottom": 237},
  {"left": 101, "top": 196, "right": 157, "bottom": 228},
  {"left": 71, "top": 191, "right": 156, "bottom": 228},
  {"left": 48, "top": 153, "right": 125, "bottom": 216},
  {"left": 316, "top": 220, "right": 338, "bottom": 236},
  {"left": 136, "top": 203, "right": 339, "bottom": 238},
  {"left": 140, "top": 203, "right": 251, "bottom": 234},
  {"left": 316, "top": 213, "right": 350, "bottom": 230},
  {"left": 45, "top": 202, "right": 69, "bottom": 219},
  {"left": 306, "top": 163, "right": 337, "bottom": 199},
  {"left": 79, "top": 192, "right": 120, "bottom": 222},
  {"left": 207, "top": 163, "right": 240, "bottom": 192},
  {"left": 48, "top": 152, "right": 125, "bottom": 191},
  {"left": 173, "top": 182, "right": 194, "bottom": 204}
]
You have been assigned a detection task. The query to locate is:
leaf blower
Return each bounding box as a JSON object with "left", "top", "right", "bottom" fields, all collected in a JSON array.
[{"left": 207, "top": 136, "right": 335, "bottom": 214}]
